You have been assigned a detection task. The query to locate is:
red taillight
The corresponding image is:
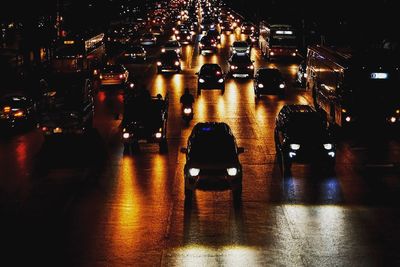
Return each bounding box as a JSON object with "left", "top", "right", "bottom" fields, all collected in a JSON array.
[
  {"left": 119, "top": 74, "right": 124, "bottom": 79},
  {"left": 3, "top": 106, "right": 11, "bottom": 113},
  {"left": 41, "top": 127, "right": 48, "bottom": 132}
]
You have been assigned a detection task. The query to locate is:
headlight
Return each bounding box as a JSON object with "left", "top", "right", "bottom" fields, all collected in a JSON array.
[
  {"left": 218, "top": 78, "right": 224, "bottom": 83},
  {"left": 292, "top": 52, "right": 297, "bottom": 56},
  {"left": 217, "top": 36, "right": 220, "bottom": 39},
  {"left": 290, "top": 144, "right": 300, "bottom": 150},
  {"left": 323, "top": 143, "right": 333, "bottom": 150},
  {"left": 227, "top": 167, "right": 238, "bottom": 176},
  {"left": 199, "top": 78, "right": 205, "bottom": 83},
  {"left": 175, "top": 30, "right": 179, "bottom": 34},
  {"left": 279, "top": 83, "right": 285, "bottom": 89},
  {"left": 155, "top": 132, "right": 162, "bottom": 139},
  {"left": 230, "top": 65, "right": 237, "bottom": 70},
  {"left": 186, "top": 36, "right": 191, "bottom": 40},
  {"left": 183, "top": 108, "right": 192, "bottom": 114},
  {"left": 189, "top": 168, "right": 200, "bottom": 176},
  {"left": 157, "top": 61, "right": 162, "bottom": 66},
  {"left": 303, "top": 73, "right": 308, "bottom": 78},
  {"left": 177, "top": 36, "right": 181, "bottom": 40},
  {"left": 123, "top": 133, "right": 130, "bottom": 139},
  {"left": 248, "top": 65, "right": 254, "bottom": 69},
  {"left": 270, "top": 52, "right": 275, "bottom": 56},
  {"left": 174, "top": 61, "right": 180, "bottom": 66},
  {"left": 258, "top": 83, "right": 264, "bottom": 88},
  {"left": 389, "top": 117, "right": 396, "bottom": 123},
  {"left": 161, "top": 48, "right": 166, "bottom": 53}
]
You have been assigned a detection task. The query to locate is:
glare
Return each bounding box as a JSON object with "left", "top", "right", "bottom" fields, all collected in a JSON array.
[
  {"left": 227, "top": 167, "right": 238, "bottom": 176},
  {"left": 189, "top": 168, "right": 200, "bottom": 176},
  {"left": 290, "top": 144, "right": 300, "bottom": 150},
  {"left": 323, "top": 143, "right": 333, "bottom": 150}
]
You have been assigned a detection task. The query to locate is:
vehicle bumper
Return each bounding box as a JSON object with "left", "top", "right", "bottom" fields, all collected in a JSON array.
[{"left": 185, "top": 173, "right": 242, "bottom": 191}]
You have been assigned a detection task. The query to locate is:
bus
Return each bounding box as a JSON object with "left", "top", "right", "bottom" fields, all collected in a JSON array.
[
  {"left": 306, "top": 45, "right": 400, "bottom": 127},
  {"left": 259, "top": 21, "right": 299, "bottom": 60},
  {"left": 51, "top": 32, "right": 105, "bottom": 76}
]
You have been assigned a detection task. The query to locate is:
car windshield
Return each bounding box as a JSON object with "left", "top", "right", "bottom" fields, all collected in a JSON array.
[
  {"left": 165, "top": 42, "right": 179, "bottom": 47},
  {"left": 189, "top": 135, "right": 237, "bottom": 163},
  {"left": 129, "top": 46, "right": 144, "bottom": 53},
  {"left": 231, "top": 55, "right": 251, "bottom": 63},
  {"left": 102, "top": 65, "right": 124, "bottom": 73},
  {"left": 271, "top": 37, "right": 297, "bottom": 47},
  {"left": 287, "top": 115, "right": 326, "bottom": 141},
  {"left": 233, "top": 42, "right": 249, "bottom": 48},
  {"left": 258, "top": 69, "right": 281, "bottom": 79},
  {"left": 201, "top": 65, "right": 221, "bottom": 75},
  {"left": 160, "top": 52, "right": 178, "bottom": 61}
]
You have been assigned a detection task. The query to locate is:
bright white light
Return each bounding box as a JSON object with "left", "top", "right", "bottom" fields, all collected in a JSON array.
[
  {"left": 183, "top": 108, "right": 192, "bottom": 114},
  {"left": 289, "top": 152, "right": 296, "bottom": 158},
  {"left": 345, "top": 116, "right": 351, "bottom": 122},
  {"left": 161, "top": 48, "right": 165, "bottom": 53},
  {"left": 328, "top": 152, "right": 335, "bottom": 158},
  {"left": 258, "top": 83, "right": 264, "bottom": 88},
  {"left": 155, "top": 132, "right": 162, "bottom": 139},
  {"left": 370, "top": 72, "right": 388, "bottom": 79},
  {"left": 199, "top": 78, "right": 205, "bottom": 83},
  {"left": 290, "top": 144, "right": 300, "bottom": 150},
  {"left": 189, "top": 168, "right": 200, "bottom": 176},
  {"left": 279, "top": 83, "right": 285, "bottom": 89},
  {"left": 218, "top": 78, "right": 224, "bottom": 83},
  {"left": 157, "top": 61, "right": 162, "bottom": 66},
  {"left": 123, "top": 133, "right": 130, "bottom": 139},
  {"left": 390, "top": 117, "right": 396, "bottom": 123},
  {"left": 324, "top": 143, "right": 333, "bottom": 150},
  {"left": 227, "top": 168, "right": 238, "bottom": 176},
  {"left": 175, "top": 61, "right": 180, "bottom": 66}
]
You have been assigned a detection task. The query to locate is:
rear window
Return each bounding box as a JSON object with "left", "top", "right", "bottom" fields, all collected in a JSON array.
[{"left": 189, "top": 135, "right": 237, "bottom": 163}]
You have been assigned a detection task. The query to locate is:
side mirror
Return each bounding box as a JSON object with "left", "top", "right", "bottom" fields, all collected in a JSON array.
[
  {"left": 237, "top": 147, "right": 245, "bottom": 154},
  {"left": 180, "top": 147, "right": 188, "bottom": 154}
]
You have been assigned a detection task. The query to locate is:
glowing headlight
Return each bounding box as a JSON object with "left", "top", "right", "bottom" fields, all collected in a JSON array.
[
  {"left": 199, "top": 78, "right": 205, "bottom": 83},
  {"left": 248, "top": 65, "right": 254, "bottom": 69},
  {"left": 175, "top": 30, "right": 179, "bottom": 34},
  {"left": 177, "top": 36, "right": 181, "bottom": 40},
  {"left": 123, "top": 133, "right": 130, "bottom": 139},
  {"left": 279, "top": 83, "right": 285, "bottom": 89},
  {"left": 183, "top": 108, "right": 192, "bottom": 114},
  {"left": 157, "top": 61, "right": 162, "bottom": 66},
  {"left": 270, "top": 52, "right": 275, "bottom": 56},
  {"left": 218, "top": 78, "right": 224, "bottom": 83},
  {"left": 258, "top": 83, "right": 264, "bottom": 88},
  {"left": 292, "top": 52, "right": 297, "bottom": 57},
  {"left": 290, "top": 144, "right": 300, "bottom": 150},
  {"left": 186, "top": 36, "right": 191, "bottom": 40},
  {"left": 345, "top": 116, "right": 351, "bottom": 122},
  {"left": 155, "top": 132, "right": 162, "bottom": 139},
  {"left": 324, "top": 143, "right": 333, "bottom": 150},
  {"left": 227, "top": 168, "right": 238, "bottom": 176},
  {"left": 390, "top": 117, "right": 396, "bottom": 123},
  {"left": 189, "top": 168, "right": 200, "bottom": 176},
  {"left": 230, "top": 65, "right": 237, "bottom": 70},
  {"left": 303, "top": 73, "right": 308, "bottom": 78},
  {"left": 161, "top": 48, "right": 166, "bottom": 53},
  {"left": 174, "top": 61, "right": 180, "bottom": 66}
]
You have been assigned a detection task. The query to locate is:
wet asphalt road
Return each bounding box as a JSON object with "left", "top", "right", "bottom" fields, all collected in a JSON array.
[{"left": 1, "top": 28, "right": 400, "bottom": 267}]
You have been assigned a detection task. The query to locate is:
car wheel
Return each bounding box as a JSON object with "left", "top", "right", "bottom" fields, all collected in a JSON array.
[
  {"left": 131, "top": 141, "right": 140, "bottom": 154},
  {"left": 184, "top": 188, "right": 193, "bottom": 200},
  {"left": 233, "top": 186, "right": 242, "bottom": 206},
  {"left": 159, "top": 139, "right": 168, "bottom": 153}
]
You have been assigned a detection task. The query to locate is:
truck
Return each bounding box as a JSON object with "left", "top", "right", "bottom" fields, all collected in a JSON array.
[
  {"left": 306, "top": 45, "right": 400, "bottom": 127},
  {"left": 38, "top": 72, "right": 94, "bottom": 137}
]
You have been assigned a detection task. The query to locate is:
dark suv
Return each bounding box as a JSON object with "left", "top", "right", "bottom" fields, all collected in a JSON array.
[
  {"left": 228, "top": 54, "right": 254, "bottom": 78},
  {"left": 181, "top": 122, "right": 245, "bottom": 203},
  {"left": 274, "top": 105, "right": 336, "bottom": 177},
  {"left": 196, "top": 64, "right": 225, "bottom": 95},
  {"left": 199, "top": 35, "right": 217, "bottom": 55},
  {"left": 253, "top": 68, "right": 285, "bottom": 98}
]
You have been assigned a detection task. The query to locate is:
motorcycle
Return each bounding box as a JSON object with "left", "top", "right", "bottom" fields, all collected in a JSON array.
[{"left": 182, "top": 104, "right": 193, "bottom": 124}]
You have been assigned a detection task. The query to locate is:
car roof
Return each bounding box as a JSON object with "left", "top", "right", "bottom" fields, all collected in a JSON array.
[{"left": 280, "top": 105, "right": 317, "bottom": 117}]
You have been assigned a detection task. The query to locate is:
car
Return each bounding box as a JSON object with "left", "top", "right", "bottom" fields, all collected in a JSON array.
[
  {"left": 274, "top": 105, "right": 336, "bottom": 177},
  {"left": 174, "top": 28, "right": 193, "bottom": 44},
  {"left": 199, "top": 35, "right": 217, "bottom": 55},
  {"left": 157, "top": 51, "right": 181, "bottom": 73},
  {"left": 228, "top": 54, "right": 254, "bottom": 78},
  {"left": 161, "top": 40, "right": 182, "bottom": 56},
  {"left": 140, "top": 33, "right": 157, "bottom": 46},
  {"left": 200, "top": 18, "right": 216, "bottom": 33},
  {"left": 122, "top": 45, "right": 147, "bottom": 62},
  {"left": 196, "top": 64, "right": 225, "bottom": 95},
  {"left": 206, "top": 29, "right": 221, "bottom": 44},
  {"left": 150, "top": 25, "right": 164, "bottom": 36},
  {"left": 230, "top": 41, "right": 251, "bottom": 56},
  {"left": 0, "top": 93, "right": 36, "bottom": 129},
  {"left": 122, "top": 93, "right": 168, "bottom": 153},
  {"left": 99, "top": 64, "right": 129, "bottom": 87},
  {"left": 295, "top": 60, "right": 307, "bottom": 87},
  {"left": 241, "top": 21, "right": 256, "bottom": 34},
  {"left": 253, "top": 68, "right": 286, "bottom": 98},
  {"left": 181, "top": 122, "right": 245, "bottom": 202},
  {"left": 220, "top": 21, "right": 234, "bottom": 33}
]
